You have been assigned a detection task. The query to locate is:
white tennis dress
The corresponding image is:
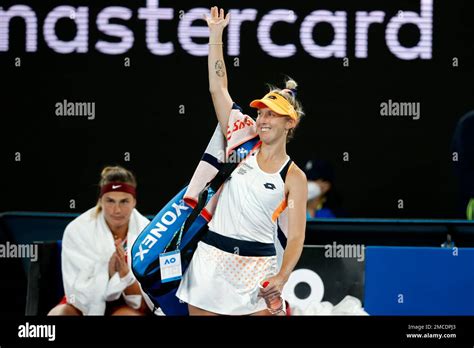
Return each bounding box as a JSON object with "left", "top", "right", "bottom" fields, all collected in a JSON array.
[{"left": 176, "top": 150, "right": 292, "bottom": 315}]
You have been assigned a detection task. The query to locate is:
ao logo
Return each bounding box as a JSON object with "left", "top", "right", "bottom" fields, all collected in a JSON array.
[
  {"left": 164, "top": 257, "right": 176, "bottom": 265},
  {"left": 282, "top": 268, "right": 325, "bottom": 312}
]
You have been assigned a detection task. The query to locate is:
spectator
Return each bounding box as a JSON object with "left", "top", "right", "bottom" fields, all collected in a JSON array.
[
  {"left": 48, "top": 166, "right": 151, "bottom": 315},
  {"left": 304, "top": 159, "right": 344, "bottom": 218}
]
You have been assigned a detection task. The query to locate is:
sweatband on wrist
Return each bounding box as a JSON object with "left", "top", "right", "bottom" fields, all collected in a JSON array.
[{"left": 120, "top": 271, "right": 135, "bottom": 287}]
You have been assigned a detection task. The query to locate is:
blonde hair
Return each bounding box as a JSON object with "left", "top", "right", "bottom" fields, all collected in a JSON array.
[
  {"left": 95, "top": 166, "right": 137, "bottom": 215},
  {"left": 267, "top": 77, "right": 305, "bottom": 142}
]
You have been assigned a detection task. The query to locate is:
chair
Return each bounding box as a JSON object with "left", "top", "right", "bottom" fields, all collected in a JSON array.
[{"left": 25, "top": 241, "right": 64, "bottom": 315}]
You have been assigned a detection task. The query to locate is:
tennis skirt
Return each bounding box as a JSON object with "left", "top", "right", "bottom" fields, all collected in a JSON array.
[{"left": 176, "top": 231, "right": 280, "bottom": 315}]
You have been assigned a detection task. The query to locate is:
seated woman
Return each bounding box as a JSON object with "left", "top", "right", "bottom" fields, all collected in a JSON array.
[
  {"left": 304, "top": 159, "right": 344, "bottom": 218},
  {"left": 48, "top": 166, "right": 151, "bottom": 315}
]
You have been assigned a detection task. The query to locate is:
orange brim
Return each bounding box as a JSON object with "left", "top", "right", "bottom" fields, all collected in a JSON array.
[
  {"left": 250, "top": 92, "right": 298, "bottom": 120},
  {"left": 249, "top": 99, "right": 289, "bottom": 116}
]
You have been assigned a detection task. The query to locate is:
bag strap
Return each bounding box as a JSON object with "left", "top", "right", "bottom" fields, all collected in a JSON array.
[{"left": 179, "top": 162, "right": 238, "bottom": 246}]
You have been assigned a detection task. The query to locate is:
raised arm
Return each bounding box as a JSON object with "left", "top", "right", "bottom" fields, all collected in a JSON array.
[{"left": 205, "top": 7, "right": 233, "bottom": 136}]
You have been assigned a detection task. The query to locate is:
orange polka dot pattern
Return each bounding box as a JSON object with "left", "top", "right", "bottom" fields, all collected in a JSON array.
[{"left": 207, "top": 245, "right": 278, "bottom": 294}]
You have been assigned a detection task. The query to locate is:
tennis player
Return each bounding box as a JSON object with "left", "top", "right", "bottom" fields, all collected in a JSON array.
[{"left": 176, "top": 7, "right": 307, "bottom": 316}]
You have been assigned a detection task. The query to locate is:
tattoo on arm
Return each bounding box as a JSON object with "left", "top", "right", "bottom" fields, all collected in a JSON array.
[{"left": 215, "top": 60, "right": 225, "bottom": 77}]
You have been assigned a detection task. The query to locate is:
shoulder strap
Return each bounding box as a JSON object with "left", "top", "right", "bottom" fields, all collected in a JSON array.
[
  {"left": 179, "top": 161, "right": 238, "bottom": 243},
  {"left": 209, "top": 162, "right": 238, "bottom": 191},
  {"left": 279, "top": 159, "right": 293, "bottom": 182}
]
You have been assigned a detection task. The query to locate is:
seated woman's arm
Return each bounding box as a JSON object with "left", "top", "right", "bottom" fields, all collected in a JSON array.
[{"left": 114, "top": 240, "right": 148, "bottom": 311}]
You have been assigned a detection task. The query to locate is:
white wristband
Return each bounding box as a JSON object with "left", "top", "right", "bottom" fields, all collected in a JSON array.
[{"left": 120, "top": 271, "right": 135, "bottom": 288}]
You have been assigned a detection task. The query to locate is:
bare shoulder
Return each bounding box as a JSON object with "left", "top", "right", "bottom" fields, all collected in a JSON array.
[{"left": 286, "top": 162, "right": 307, "bottom": 189}]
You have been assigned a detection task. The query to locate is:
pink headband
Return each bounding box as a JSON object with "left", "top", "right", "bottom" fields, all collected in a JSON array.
[{"left": 100, "top": 182, "right": 136, "bottom": 198}]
